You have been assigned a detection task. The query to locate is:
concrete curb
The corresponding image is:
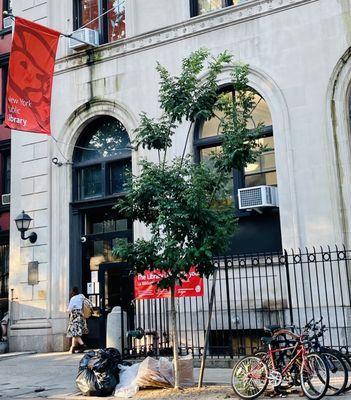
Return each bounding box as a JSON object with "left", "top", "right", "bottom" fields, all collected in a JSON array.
[{"left": 0, "top": 351, "right": 36, "bottom": 360}]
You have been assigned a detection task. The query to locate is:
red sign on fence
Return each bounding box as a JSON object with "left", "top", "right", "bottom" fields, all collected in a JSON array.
[{"left": 134, "top": 266, "right": 204, "bottom": 300}]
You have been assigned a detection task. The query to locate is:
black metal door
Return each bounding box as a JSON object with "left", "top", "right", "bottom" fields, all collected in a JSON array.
[{"left": 97, "top": 262, "right": 135, "bottom": 350}]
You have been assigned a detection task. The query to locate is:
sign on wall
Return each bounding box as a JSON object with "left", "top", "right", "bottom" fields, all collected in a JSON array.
[
  {"left": 5, "top": 17, "right": 60, "bottom": 134},
  {"left": 134, "top": 266, "right": 204, "bottom": 300}
]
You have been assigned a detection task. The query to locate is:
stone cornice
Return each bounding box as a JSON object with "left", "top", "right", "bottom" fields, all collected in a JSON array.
[{"left": 55, "top": 0, "right": 318, "bottom": 75}]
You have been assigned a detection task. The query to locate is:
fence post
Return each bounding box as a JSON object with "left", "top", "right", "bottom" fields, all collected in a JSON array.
[
  {"left": 284, "top": 249, "right": 294, "bottom": 326},
  {"left": 198, "top": 267, "right": 218, "bottom": 388},
  {"left": 224, "top": 257, "right": 233, "bottom": 359}
]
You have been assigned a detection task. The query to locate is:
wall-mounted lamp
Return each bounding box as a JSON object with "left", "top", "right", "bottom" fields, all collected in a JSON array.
[{"left": 14, "top": 211, "right": 37, "bottom": 244}]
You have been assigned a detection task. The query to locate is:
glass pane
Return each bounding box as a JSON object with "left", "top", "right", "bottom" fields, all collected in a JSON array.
[
  {"left": 245, "top": 160, "right": 260, "bottom": 174},
  {"left": 245, "top": 136, "right": 275, "bottom": 175},
  {"left": 200, "top": 146, "right": 222, "bottom": 165},
  {"left": 199, "top": 91, "right": 271, "bottom": 138},
  {"left": 85, "top": 212, "right": 130, "bottom": 234},
  {"left": 79, "top": 165, "right": 102, "bottom": 199},
  {"left": 245, "top": 173, "right": 266, "bottom": 187},
  {"left": 75, "top": 117, "right": 131, "bottom": 162},
  {"left": 79, "top": 0, "right": 99, "bottom": 31},
  {"left": 109, "top": 162, "right": 130, "bottom": 194},
  {"left": 247, "top": 94, "right": 272, "bottom": 129},
  {"left": 265, "top": 171, "right": 277, "bottom": 186},
  {"left": 90, "top": 240, "right": 104, "bottom": 270},
  {"left": 92, "top": 221, "right": 103, "bottom": 234},
  {"left": 112, "top": 237, "right": 128, "bottom": 262},
  {"left": 261, "top": 152, "right": 275, "bottom": 171},
  {"left": 116, "top": 219, "right": 128, "bottom": 231},
  {"left": 200, "top": 92, "right": 232, "bottom": 138},
  {"left": 198, "top": 0, "right": 222, "bottom": 14},
  {"left": 107, "top": 0, "right": 126, "bottom": 42},
  {"left": 200, "top": 146, "right": 233, "bottom": 203},
  {"left": 104, "top": 219, "right": 115, "bottom": 233}
]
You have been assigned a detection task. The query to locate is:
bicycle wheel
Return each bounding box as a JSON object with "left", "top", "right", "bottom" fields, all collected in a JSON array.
[
  {"left": 321, "top": 351, "right": 348, "bottom": 395},
  {"left": 340, "top": 354, "right": 351, "bottom": 392},
  {"left": 300, "top": 352, "right": 330, "bottom": 400},
  {"left": 231, "top": 356, "right": 269, "bottom": 399}
]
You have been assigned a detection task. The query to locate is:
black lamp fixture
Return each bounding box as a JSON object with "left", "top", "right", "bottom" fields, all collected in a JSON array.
[{"left": 14, "top": 210, "right": 37, "bottom": 244}]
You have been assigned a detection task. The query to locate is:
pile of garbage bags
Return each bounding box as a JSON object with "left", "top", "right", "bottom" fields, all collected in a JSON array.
[
  {"left": 76, "top": 349, "right": 194, "bottom": 398},
  {"left": 76, "top": 348, "right": 126, "bottom": 396}
]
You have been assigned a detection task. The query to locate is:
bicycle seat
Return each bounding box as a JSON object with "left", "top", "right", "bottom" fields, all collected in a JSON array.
[
  {"left": 261, "top": 336, "right": 274, "bottom": 345},
  {"left": 264, "top": 325, "right": 282, "bottom": 333}
]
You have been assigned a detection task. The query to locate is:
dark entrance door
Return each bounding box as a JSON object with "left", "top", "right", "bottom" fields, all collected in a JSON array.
[
  {"left": 97, "top": 262, "right": 135, "bottom": 350},
  {"left": 76, "top": 207, "right": 133, "bottom": 348}
]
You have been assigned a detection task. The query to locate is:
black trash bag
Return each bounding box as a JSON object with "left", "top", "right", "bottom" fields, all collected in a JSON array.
[
  {"left": 95, "top": 370, "right": 117, "bottom": 396},
  {"left": 76, "top": 348, "right": 121, "bottom": 396},
  {"left": 76, "top": 369, "right": 100, "bottom": 397},
  {"left": 78, "top": 351, "right": 96, "bottom": 372},
  {"left": 76, "top": 367, "right": 117, "bottom": 396}
]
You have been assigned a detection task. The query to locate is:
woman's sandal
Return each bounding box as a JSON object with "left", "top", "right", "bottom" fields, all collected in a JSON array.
[
  {"left": 69, "top": 346, "right": 78, "bottom": 354},
  {"left": 76, "top": 344, "right": 87, "bottom": 353}
]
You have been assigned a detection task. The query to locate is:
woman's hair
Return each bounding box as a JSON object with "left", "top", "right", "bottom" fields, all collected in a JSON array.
[{"left": 70, "top": 286, "right": 79, "bottom": 297}]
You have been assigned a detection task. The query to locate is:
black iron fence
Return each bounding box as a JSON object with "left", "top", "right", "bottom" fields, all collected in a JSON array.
[{"left": 123, "top": 245, "right": 351, "bottom": 359}]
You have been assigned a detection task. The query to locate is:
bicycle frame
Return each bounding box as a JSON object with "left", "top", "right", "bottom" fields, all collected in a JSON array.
[{"left": 266, "top": 340, "right": 309, "bottom": 378}]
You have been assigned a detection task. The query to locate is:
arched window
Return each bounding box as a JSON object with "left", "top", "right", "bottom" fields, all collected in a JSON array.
[
  {"left": 73, "top": 116, "right": 131, "bottom": 201},
  {"left": 194, "top": 87, "right": 276, "bottom": 205}
]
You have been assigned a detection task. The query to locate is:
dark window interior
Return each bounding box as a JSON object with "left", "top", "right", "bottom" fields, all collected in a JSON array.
[{"left": 73, "top": 0, "right": 125, "bottom": 45}]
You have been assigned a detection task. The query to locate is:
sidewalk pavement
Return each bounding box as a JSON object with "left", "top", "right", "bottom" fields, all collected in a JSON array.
[{"left": 0, "top": 352, "right": 233, "bottom": 399}]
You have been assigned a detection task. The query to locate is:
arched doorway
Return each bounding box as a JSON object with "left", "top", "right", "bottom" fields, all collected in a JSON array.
[{"left": 70, "top": 116, "right": 134, "bottom": 348}]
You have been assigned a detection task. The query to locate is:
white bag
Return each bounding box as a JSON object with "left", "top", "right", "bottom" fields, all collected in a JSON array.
[{"left": 114, "top": 363, "right": 140, "bottom": 398}]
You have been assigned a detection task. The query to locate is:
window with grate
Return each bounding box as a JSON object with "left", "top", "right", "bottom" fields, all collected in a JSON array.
[{"left": 73, "top": 0, "right": 125, "bottom": 44}]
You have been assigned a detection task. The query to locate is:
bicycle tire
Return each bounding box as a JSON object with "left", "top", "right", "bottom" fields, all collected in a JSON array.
[
  {"left": 231, "top": 356, "right": 269, "bottom": 399},
  {"left": 340, "top": 354, "right": 351, "bottom": 392},
  {"left": 320, "top": 351, "right": 348, "bottom": 395},
  {"left": 300, "top": 352, "right": 330, "bottom": 400},
  {"left": 320, "top": 347, "right": 351, "bottom": 393}
]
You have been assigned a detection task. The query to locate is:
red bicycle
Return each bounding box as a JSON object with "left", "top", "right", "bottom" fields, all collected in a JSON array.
[{"left": 231, "top": 327, "right": 330, "bottom": 400}]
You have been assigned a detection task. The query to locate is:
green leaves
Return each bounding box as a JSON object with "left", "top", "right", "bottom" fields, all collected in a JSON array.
[
  {"left": 134, "top": 113, "right": 175, "bottom": 151},
  {"left": 157, "top": 49, "right": 233, "bottom": 124},
  {"left": 113, "top": 48, "right": 264, "bottom": 289}
]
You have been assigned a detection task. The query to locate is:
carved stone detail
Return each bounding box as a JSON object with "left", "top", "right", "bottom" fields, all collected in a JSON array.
[{"left": 55, "top": 0, "right": 317, "bottom": 75}]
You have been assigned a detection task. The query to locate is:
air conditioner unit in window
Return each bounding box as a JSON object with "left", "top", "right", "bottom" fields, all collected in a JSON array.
[
  {"left": 68, "top": 28, "right": 99, "bottom": 50},
  {"left": 2, "top": 193, "right": 10, "bottom": 205},
  {"left": 238, "top": 185, "right": 278, "bottom": 210},
  {"left": 3, "top": 16, "right": 13, "bottom": 30}
]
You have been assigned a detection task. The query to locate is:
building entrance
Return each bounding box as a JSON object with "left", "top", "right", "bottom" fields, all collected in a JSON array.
[
  {"left": 79, "top": 207, "right": 133, "bottom": 348},
  {"left": 98, "top": 263, "right": 135, "bottom": 349}
]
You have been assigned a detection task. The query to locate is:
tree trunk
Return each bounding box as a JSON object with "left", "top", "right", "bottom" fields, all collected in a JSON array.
[{"left": 171, "top": 284, "right": 180, "bottom": 389}]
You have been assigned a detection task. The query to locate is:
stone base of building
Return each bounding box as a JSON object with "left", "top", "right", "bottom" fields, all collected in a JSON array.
[{"left": 9, "top": 319, "right": 68, "bottom": 352}]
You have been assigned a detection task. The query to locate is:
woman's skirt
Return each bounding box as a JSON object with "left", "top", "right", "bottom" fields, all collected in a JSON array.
[{"left": 67, "top": 309, "right": 88, "bottom": 338}]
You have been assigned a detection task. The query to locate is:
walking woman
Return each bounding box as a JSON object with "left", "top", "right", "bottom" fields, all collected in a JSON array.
[{"left": 67, "top": 287, "right": 88, "bottom": 354}]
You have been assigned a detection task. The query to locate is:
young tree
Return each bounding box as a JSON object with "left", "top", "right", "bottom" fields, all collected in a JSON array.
[{"left": 113, "top": 49, "right": 263, "bottom": 388}]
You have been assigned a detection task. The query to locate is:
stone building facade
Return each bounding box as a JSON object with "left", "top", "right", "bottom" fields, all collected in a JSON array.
[{"left": 7, "top": 0, "right": 351, "bottom": 352}]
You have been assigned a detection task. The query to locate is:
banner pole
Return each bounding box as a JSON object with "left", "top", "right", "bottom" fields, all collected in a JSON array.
[{"left": 4, "top": 12, "right": 98, "bottom": 47}]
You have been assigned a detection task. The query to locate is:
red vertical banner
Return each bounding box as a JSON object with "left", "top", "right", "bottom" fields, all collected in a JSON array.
[{"left": 5, "top": 17, "right": 60, "bottom": 134}]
